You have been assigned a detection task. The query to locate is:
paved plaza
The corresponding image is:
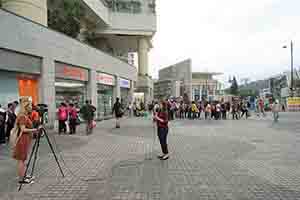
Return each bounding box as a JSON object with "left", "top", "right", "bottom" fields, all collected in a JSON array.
[{"left": 1, "top": 112, "right": 300, "bottom": 199}]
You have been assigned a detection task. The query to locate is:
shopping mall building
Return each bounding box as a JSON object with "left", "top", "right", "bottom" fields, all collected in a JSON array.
[{"left": 0, "top": 0, "right": 156, "bottom": 127}]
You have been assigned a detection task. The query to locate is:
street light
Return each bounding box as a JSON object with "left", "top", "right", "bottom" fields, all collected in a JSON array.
[{"left": 283, "top": 40, "right": 294, "bottom": 97}]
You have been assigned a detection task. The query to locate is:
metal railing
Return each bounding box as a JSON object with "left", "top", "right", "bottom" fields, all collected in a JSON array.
[{"left": 100, "top": 0, "right": 156, "bottom": 14}]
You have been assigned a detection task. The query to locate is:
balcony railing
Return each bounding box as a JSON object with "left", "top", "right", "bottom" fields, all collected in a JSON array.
[{"left": 101, "top": 0, "right": 156, "bottom": 14}]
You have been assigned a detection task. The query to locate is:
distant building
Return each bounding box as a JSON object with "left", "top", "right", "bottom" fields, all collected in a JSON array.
[
  {"left": 154, "top": 59, "right": 223, "bottom": 101},
  {"left": 192, "top": 72, "right": 223, "bottom": 102}
]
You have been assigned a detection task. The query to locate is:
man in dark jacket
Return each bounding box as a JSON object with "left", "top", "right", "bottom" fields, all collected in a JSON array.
[{"left": 112, "top": 98, "right": 123, "bottom": 128}]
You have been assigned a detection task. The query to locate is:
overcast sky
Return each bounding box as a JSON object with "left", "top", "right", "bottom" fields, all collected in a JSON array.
[{"left": 149, "top": 0, "right": 300, "bottom": 84}]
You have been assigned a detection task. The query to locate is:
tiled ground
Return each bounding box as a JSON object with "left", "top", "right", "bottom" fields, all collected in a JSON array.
[{"left": 1, "top": 113, "right": 300, "bottom": 199}]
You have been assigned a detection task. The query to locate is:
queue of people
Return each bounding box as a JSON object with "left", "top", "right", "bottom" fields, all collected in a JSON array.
[{"left": 145, "top": 99, "right": 251, "bottom": 121}]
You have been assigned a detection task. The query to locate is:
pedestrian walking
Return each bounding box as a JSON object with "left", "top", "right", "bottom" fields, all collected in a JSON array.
[
  {"left": 153, "top": 101, "right": 169, "bottom": 160},
  {"left": 6, "top": 103, "right": 17, "bottom": 142},
  {"left": 0, "top": 104, "right": 6, "bottom": 144},
  {"left": 232, "top": 104, "right": 239, "bottom": 120},
  {"left": 112, "top": 97, "right": 124, "bottom": 128},
  {"left": 57, "top": 103, "right": 68, "bottom": 134},
  {"left": 240, "top": 102, "right": 249, "bottom": 119},
  {"left": 80, "top": 100, "right": 96, "bottom": 135},
  {"left": 205, "top": 103, "right": 211, "bottom": 120},
  {"left": 272, "top": 100, "right": 281, "bottom": 123},
  {"left": 68, "top": 103, "right": 78, "bottom": 134},
  {"left": 12, "top": 97, "right": 40, "bottom": 184}
]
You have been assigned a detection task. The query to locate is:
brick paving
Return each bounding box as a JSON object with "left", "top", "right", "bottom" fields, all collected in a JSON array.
[{"left": 1, "top": 115, "right": 300, "bottom": 199}]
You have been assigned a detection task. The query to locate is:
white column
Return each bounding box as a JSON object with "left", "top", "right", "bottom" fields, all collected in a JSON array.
[
  {"left": 129, "top": 80, "right": 135, "bottom": 103},
  {"left": 40, "top": 57, "right": 56, "bottom": 128},
  {"left": 113, "top": 76, "right": 121, "bottom": 102},
  {"left": 88, "top": 69, "right": 98, "bottom": 109},
  {"left": 138, "top": 38, "right": 149, "bottom": 76},
  {"left": 3, "top": 0, "right": 48, "bottom": 26}
]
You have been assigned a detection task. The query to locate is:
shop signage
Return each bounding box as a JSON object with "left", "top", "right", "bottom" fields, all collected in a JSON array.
[
  {"left": 288, "top": 97, "right": 300, "bottom": 112},
  {"left": 97, "top": 73, "right": 115, "bottom": 86},
  {"left": 55, "top": 62, "right": 88, "bottom": 81},
  {"left": 120, "top": 78, "right": 130, "bottom": 88}
]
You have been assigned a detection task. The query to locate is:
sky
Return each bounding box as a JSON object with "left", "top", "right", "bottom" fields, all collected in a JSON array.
[{"left": 149, "top": 0, "right": 300, "bottom": 84}]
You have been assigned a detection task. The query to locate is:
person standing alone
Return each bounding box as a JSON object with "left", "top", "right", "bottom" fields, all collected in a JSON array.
[
  {"left": 80, "top": 100, "right": 96, "bottom": 135},
  {"left": 112, "top": 98, "right": 123, "bottom": 128},
  {"left": 154, "top": 101, "right": 169, "bottom": 160}
]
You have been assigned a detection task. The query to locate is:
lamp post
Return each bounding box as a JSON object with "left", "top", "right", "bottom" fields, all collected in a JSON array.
[{"left": 283, "top": 40, "right": 294, "bottom": 97}]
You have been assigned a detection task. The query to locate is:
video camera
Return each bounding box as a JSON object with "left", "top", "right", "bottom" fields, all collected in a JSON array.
[{"left": 36, "top": 104, "right": 48, "bottom": 124}]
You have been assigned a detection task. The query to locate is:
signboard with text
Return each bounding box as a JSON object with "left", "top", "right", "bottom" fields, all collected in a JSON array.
[
  {"left": 120, "top": 78, "right": 130, "bottom": 88},
  {"left": 55, "top": 62, "right": 88, "bottom": 81},
  {"left": 97, "top": 73, "right": 115, "bottom": 86},
  {"left": 288, "top": 97, "right": 300, "bottom": 112}
]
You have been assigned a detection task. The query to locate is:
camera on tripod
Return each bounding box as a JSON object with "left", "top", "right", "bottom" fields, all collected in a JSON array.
[{"left": 36, "top": 104, "right": 48, "bottom": 124}]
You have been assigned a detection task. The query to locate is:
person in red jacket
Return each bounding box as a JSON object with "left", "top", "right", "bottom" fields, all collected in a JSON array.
[{"left": 153, "top": 101, "right": 169, "bottom": 160}]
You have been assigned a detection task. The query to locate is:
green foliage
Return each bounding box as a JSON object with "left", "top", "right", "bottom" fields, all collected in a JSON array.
[
  {"left": 230, "top": 76, "right": 239, "bottom": 95},
  {"left": 48, "top": 0, "right": 85, "bottom": 38}
]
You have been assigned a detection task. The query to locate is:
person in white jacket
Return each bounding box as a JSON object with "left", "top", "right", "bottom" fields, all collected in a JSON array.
[{"left": 272, "top": 100, "right": 281, "bottom": 122}]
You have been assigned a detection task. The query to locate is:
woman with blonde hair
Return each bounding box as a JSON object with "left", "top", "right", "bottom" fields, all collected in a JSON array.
[{"left": 13, "top": 97, "right": 40, "bottom": 184}]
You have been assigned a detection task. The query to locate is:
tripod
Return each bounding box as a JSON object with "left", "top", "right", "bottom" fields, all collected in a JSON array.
[{"left": 18, "top": 127, "right": 65, "bottom": 191}]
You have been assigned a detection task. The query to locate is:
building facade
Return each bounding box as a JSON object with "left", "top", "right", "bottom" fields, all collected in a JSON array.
[
  {"left": 0, "top": 0, "right": 156, "bottom": 127},
  {"left": 191, "top": 72, "right": 223, "bottom": 102},
  {"left": 157, "top": 59, "right": 192, "bottom": 99}
]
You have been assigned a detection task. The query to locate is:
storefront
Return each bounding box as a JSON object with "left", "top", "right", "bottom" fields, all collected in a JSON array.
[
  {"left": 97, "top": 72, "right": 115, "bottom": 118},
  {"left": 0, "top": 49, "right": 41, "bottom": 106},
  {"left": 55, "top": 62, "right": 88, "bottom": 108},
  {"left": 120, "top": 78, "right": 131, "bottom": 107}
]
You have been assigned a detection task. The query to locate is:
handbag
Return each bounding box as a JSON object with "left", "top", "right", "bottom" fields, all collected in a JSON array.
[{"left": 10, "top": 121, "right": 22, "bottom": 150}]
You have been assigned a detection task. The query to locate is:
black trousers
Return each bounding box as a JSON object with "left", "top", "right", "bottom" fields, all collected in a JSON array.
[
  {"left": 222, "top": 111, "right": 227, "bottom": 119},
  {"left": 69, "top": 119, "right": 77, "bottom": 134},
  {"left": 241, "top": 110, "right": 248, "bottom": 118},
  {"left": 0, "top": 125, "right": 5, "bottom": 143},
  {"left": 157, "top": 127, "right": 169, "bottom": 154},
  {"left": 58, "top": 120, "right": 67, "bottom": 133},
  {"left": 6, "top": 124, "right": 14, "bottom": 140}
]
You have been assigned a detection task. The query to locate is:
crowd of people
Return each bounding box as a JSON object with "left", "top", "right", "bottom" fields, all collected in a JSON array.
[{"left": 145, "top": 99, "right": 251, "bottom": 121}]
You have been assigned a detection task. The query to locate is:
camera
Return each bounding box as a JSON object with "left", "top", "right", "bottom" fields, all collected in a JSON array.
[{"left": 36, "top": 104, "right": 48, "bottom": 124}]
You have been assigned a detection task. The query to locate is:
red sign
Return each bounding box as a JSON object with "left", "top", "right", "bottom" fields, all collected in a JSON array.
[
  {"left": 97, "top": 73, "right": 115, "bottom": 85},
  {"left": 55, "top": 62, "right": 89, "bottom": 81},
  {"left": 63, "top": 66, "right": 85, "bottom": 81}
]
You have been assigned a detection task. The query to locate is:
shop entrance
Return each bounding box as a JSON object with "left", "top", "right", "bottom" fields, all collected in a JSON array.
[
  {"left": 55, "top": 80, "right": 87, "bottom": 108},
  {"left": 97, "top": 84, "right": 113, "bottom": 118}
]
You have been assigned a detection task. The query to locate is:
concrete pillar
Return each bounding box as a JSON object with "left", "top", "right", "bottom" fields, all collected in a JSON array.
[
  {"left": 113, "top": 76, "right": 121, "bottom": 102},
  {"left": 138, "top": 37, "right": 149, "bottom": 76},
  {"left": 40, "top": 57, "right": 56, "bottom": 128},
  {"left": 129, "top": 80, "right": 135, "bottom": 103},
  {"left": 88, "top": 69, "right": 98, "bottom": 110},
  {"left": 2, "top": 0, "right": 48, "bottom": 26}
]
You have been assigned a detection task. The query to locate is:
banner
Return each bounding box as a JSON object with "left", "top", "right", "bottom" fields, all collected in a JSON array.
[{"left": 288, "top": 97, "right": 300, "bottom": 112}]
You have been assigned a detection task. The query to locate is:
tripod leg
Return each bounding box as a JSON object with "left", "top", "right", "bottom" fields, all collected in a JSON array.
[
  {"left": 30, "top": 135, "right": 41, "bottom": 177},
  {"left": 18, "top": 137, "right": 38, "bottom": 191},
  {"left": 43, "top": 130, "right": 65, "bottom": 177}
]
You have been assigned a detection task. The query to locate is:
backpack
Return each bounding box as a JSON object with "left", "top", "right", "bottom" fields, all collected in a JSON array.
[{"left": 10, "top": 121, "right": 21, "bottom": 150}]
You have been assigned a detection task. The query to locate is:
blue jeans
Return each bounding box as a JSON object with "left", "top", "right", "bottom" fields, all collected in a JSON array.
[{"left": 157, "top": 127, "right": 169, "bottom": 154}]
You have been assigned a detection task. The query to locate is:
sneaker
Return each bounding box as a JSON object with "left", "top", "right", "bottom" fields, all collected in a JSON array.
[
  {"left": 160, "top": 154, "right": 169, "bottom": 160},
  {"left": 25, "top": 175, "right": 35, "bottom": 180},
  {"left": 157, "top": 154, "right": 164, "bottom": 159},
  {"left": 18, "top": 177, "right": 34, "bottom": 184}
]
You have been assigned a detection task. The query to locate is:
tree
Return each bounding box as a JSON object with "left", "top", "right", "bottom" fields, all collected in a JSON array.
[
  {"left": 48, "top": 0, "right": 85, "bottom": 38},
  {"left": 230, "top": 76, "right": 239, "bottom": 95}
]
